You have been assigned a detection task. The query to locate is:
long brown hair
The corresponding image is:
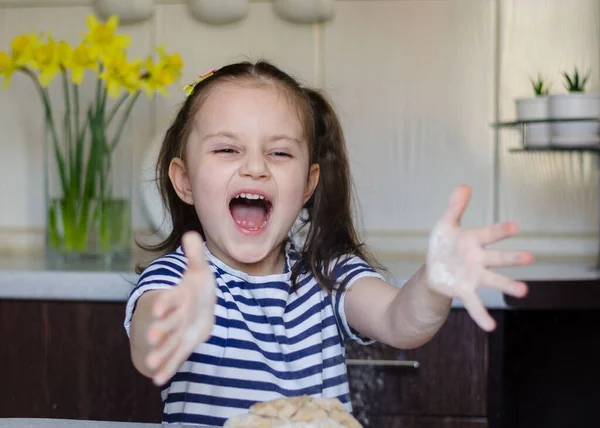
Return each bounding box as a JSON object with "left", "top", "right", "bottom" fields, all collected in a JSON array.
[{"left": 137, "top": 60, "right": 384, "bottom": 292}]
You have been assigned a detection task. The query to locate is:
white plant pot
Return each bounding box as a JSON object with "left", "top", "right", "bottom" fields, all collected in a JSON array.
[
  {"left": 93, "top": 0, "right": 154, "bottom": 24},
  {"left": 273, "top": 0, "right": 334, "bottom": 24},
  {"left": 549, "top": 93, "right": 600, "bottom": 146},
  {"left": 515, "top": 96, "right": 550, "bottom": 147},
  {"left": 187, "top": 0, "right": 249, "bottom": 25}
]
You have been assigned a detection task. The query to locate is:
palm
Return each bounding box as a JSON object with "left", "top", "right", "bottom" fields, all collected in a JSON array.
[
  {"left": 146, "top": 231, "right": 216, "bottom": 386},
  {"left": 426, "top": 185, "right": 532, "bottom": 331}
]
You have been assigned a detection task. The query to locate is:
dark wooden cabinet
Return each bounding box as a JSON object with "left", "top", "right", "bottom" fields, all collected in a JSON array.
[
  {"left": 346, "top": 311, "right": 488, "bottom": 427},
  {"left": 0, "top": 300, "right": 487, "bottom": 427},
  {"left": 358, "top": 416, "right": 487, "bottom": 428},
  {"left": 3, "top": 280, "right": 600, "bottom": 427},
  {"left": 0, "top": 300, "right": 162, "bottom": 422}
]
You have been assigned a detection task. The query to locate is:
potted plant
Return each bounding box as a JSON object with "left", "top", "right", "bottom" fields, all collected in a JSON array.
[
  {"left": 515, "top": 73, "right": 551, "bottom": 147},
  {"left": 0, "top": 14, "right": 184, "bottom": 264},
  {"left": 549, "top": 67, "right": 600, "bottom": 146}
]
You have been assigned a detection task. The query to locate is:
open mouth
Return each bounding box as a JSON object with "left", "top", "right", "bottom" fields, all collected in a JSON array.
[{"left": 229, "top": 192, "right": 273, "bottom": 232}]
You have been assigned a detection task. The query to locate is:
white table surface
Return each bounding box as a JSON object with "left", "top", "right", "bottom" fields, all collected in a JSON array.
[{"left": 0, "top": 419, "right": 172, "bottom": 428}]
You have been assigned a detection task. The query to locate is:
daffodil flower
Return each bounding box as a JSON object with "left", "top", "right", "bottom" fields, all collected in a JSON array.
[
  {"left": 142, "top": 47, "right": 184, "bottom": 97},
  {"left": 0, "top": 51, "right": 18, "bottom": 87},
  {"left": 0, "top": 32, "right": 42, "bottom": 86},
  {"left": 100, "top": 49, "right": 142, "bottom": 97},
  {"left": 84, "top": 14, "right": 130, "bottom": 56},
  {"left": 69, "top": 42, "right": 99, "bottom": 85},
  {"left": 58, "top": 40, "right": 73, "bottom": 69},
  {"left": 11, "top": 32, "right": 41, "bottom": 68},
  {"left": 33, "top": 34, "right": 62, "bottom": 87}
]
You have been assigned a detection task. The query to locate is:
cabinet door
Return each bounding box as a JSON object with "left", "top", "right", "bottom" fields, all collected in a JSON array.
[
  {"left": 346, "top": 310, "right": 487, "bottom": 419},
  {"left": 0, "top": 300, "right": 163, "bottom": 422},
  {"left": 359, "top": 416, "right": 487, "bottom": 428}
]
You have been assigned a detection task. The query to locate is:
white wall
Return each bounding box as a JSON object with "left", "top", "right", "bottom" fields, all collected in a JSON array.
[{"left": 0, "top": 0, "right": 598, "bottom": 259}]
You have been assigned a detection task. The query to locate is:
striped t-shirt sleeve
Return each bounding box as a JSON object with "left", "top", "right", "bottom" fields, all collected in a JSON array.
[
  {"left": 123, "top": 253, "right": 186, "bottom": 337},
  {"left": 329, "top": 255, "right": 385, "bottom": 345}
]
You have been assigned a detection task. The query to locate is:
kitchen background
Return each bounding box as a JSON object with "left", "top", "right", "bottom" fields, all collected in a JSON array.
[{"left": 1, "top": 0, "right": 599, "bottom": 261}]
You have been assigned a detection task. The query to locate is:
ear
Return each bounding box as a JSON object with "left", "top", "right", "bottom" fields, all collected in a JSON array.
[
  {"left": 303, "top": 163, "right": 320, "bottom": 204},
  {"left": 168, "top": 157, "right": 194, "bottom": 205}
]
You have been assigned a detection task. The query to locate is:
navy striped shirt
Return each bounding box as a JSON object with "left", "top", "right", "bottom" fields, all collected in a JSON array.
[{"left": 124, "top": 242, "right": 383, "bottom": 426}]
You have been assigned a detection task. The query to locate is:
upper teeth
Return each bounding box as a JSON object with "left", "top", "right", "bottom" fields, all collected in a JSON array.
[{"left": 236, "top": 193, "right": 265, "bottom": 200}]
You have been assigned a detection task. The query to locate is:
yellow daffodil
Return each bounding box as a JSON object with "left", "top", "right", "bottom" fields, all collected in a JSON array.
[
  {"left": 141, "top": 48, "right": 184, "bottom": 97},
  {"left": 157, "top": 46, "right": 184, "bottom": 73},
  {"left": 11, "top": 32, "right": 41, "bottom": 68},
  {"left": 84, "top": 14, "right": 130, "bottom": 56},
  {"left": 57, "top": 40, "right": 73, "bottom": 69},
  {"left": 0, "top": 52, "right": 18, "bottom": 87},
  {"left": 68, "top": 42, "right": 99, "bottom": 85},
  {"left": 0, "top": 32, "right": 43, "bottom": 87},
  {"left": 33, "top": 34, "right": 62, "bottom": 87},
  {"left": 100, "top": 50, "right": 142, "bottom": 97}
]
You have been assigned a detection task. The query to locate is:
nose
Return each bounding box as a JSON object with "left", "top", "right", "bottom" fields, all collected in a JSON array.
[{"left": 239, "top": 149, "right": 270, "bottom": 180}]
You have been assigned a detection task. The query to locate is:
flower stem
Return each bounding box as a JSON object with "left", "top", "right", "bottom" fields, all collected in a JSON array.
[
  {"left": 73, "top": 83, "right": 80, "bottom": 151},
  {"left": 106, "top": 92, "right": 129, "bottom": 126},
  {"left": 95, "top": 65, "right": 103, "bottom": 115},
  {"left": 21, "top": 68, "right": 68, "bottom": 194},
  {"left": 110, "top": 91, "right": 139, "bottom": 151},
  {"left": 73, "top": 83, "right": 82, "bottom": 196},
  {"left": 61, "top": 70, "right": 73, "bottom": 192}
]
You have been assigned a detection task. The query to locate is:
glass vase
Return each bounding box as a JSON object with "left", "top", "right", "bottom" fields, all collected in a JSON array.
[{"left": 44, "top": 110, "right": 132, "bottom": 267}]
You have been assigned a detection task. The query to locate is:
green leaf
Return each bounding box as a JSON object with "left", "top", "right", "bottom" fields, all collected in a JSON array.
[
  {"left": 582, "top": 70, "right": 590, "bottom": 91},
  {"left": 563, "top": 67, "right": 591, "bottom": 92},
  {"left": 48, "top": 203, "right": 61, "bottom": 250}
]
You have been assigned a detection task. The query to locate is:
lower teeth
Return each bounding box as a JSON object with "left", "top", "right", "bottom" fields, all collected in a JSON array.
[{"left": 236, "top": 220, "right": 268, "bottom": 231}]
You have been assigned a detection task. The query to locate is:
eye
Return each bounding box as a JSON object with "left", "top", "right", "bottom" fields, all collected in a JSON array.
[
  {"left": 214, "top": 148, "right": 238, "bottom": 154},
  {"left": 271, "top": 151, "right": 292, "bottom": 158}
]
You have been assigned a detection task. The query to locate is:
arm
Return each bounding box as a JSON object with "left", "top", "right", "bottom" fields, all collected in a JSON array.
[
  {"left": 345, "top": 185, "right": 532, "bottom": 348},
  {"left": 344, "top": 266, "right": 451, "bottom": 349},
  {"left": 129, "top": 290, "right": 165, "bottom": 378},
  {"left": 127, "top": 232, "right": 217, "bottom": 386}
]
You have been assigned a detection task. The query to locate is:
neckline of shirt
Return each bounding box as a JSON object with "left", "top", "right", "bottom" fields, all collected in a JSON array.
[{"left": 176, "top": 241, "right": 296, "bottom": 283}]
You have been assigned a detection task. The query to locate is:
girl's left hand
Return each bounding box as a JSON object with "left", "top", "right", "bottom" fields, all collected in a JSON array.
[{"left": 425, "top": 184, "right": 533, "bottom": 332}]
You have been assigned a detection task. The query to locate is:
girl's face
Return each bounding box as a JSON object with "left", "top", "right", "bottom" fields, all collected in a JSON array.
[{"left": 170, "top": 82, "right": 319, "bottom": 275}]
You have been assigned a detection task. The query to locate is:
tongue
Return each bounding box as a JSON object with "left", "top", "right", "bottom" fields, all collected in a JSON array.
[{"left": 231, "top": 205, "right": 267, "bottom": 230}]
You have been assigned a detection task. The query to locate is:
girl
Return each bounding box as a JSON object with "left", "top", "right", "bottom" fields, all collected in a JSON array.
[{"left": 124, "top": 61, "right": 532, "bottom": 426}]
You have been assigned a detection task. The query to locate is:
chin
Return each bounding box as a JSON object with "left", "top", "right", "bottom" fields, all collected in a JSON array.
[{"left": 220, "top": 228, "right": 288, "bottom": 270}]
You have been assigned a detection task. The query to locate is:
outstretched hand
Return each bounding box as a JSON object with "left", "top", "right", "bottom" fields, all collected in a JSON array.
[
  {"left": 145, "top": 231, "right": 217, "bottom": 386},
  {"left": 426, "top": 185, "right": 533, "bottom": 331}
]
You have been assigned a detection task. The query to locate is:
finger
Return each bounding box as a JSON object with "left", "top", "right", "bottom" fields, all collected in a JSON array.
[
  {"left": 440, "top": 185, "right": 471, "bottom": 226},
  {"left": 147, "top": 327, "right": 183, "bottom": 372},
  {"left": 182, "top": 231, "right": 210, "bottom": 273},
  {"left": 481, "top": 270, "right": 528, "bottom": 298},
  {"left": 152, "top": 289, "right": 179, "bottom": 318},
  {"left": 462, "top": 292, "right": 496, "bottom": 332},
  {"left": 153, "top": 333, "right": 195, "bottom": 386},
  {"left": 147, "top": 309, "right": 181, "bottom": 345},
  {"left": 483, "top": 249, "right": 533, "bottom": 268},
  {"left": 471, "top": 221, "right": 519, "bottom": 246}
]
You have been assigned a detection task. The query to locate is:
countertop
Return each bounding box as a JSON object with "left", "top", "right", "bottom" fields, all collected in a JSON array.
[
  {"left": 1, "top": 252, "right": 600, "bottom": 309},
  {"left": 0, "top": 420, "right": 190, "bottom": 428}
]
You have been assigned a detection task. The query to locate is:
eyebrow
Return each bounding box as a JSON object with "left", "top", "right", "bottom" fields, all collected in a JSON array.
[
  {"left": 268, "top": 134, "right": 304, "bottom": 145},
  {"left": 202, "top": 132, "right": 304, "bottom": 145},
  {"left": 202, "top": 131, "right": 237, "bottom": 142}
]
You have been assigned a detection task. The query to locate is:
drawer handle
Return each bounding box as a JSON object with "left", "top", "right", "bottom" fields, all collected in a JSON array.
[{"left": 346, "top": 359, "right": 420, "bottom": 368}]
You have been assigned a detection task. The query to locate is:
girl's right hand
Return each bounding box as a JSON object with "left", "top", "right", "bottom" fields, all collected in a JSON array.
[{"left": 145, "top": 231, "right": 217, "bottom": 386}]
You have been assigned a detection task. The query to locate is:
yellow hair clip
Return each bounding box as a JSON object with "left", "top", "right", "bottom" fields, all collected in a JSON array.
[{"left": 184, "top": 68, "right": 216, "bottom": 97}]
